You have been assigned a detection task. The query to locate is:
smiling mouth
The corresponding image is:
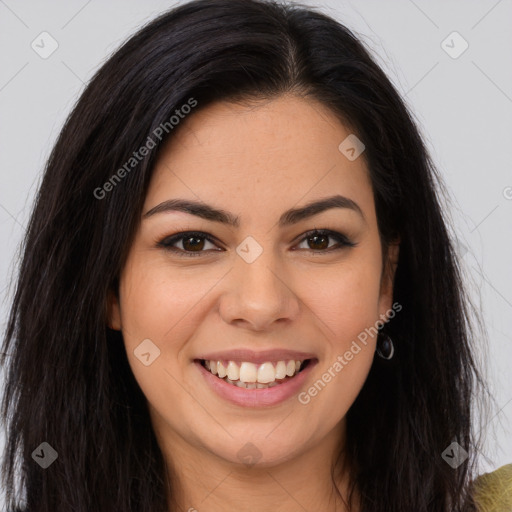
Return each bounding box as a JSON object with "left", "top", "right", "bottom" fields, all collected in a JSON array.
[{"left": 197, "top": 358, "right": 313, "bottom": 389}]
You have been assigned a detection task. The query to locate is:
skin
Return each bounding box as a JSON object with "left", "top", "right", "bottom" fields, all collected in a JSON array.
[{"left": 108, "top": 94, "right": 399, "bottom": 512}]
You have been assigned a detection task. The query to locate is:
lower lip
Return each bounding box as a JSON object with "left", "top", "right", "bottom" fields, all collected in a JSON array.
[{"left": 194, "top": 359, "right": 318, "bottom": 407}]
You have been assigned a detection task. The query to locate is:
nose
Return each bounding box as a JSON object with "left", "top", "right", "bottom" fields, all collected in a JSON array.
[{"left": 218, "top": 249, "right": 301, "bottom": 332}]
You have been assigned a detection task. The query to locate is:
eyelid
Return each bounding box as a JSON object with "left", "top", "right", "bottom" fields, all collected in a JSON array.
[
  {"left": 156, "top": 231, "right": 221, "bottom": 256},
  {"left": 157, "top": 228, "right": 356, "bottom": 257},
  {"left": 293, "top": 228, "right": 356, "bottom": 250}
]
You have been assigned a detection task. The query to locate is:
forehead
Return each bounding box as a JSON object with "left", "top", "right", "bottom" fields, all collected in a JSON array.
[{"left": 146, "top": 95, "right": 374, "bottom": 225}]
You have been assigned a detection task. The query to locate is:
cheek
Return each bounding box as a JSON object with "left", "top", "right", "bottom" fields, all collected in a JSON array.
[
  {"left": 117, "top": 256, "right": 229, "bottom": 396},
  {"left": 306, "top": 253, "right": 383, "bottom": 341},
  {"left": 297, "top": 244, "right": 382, "bottom": 410},
  {"left": 302, "top": 346, "right": 374, "bottom": 433},
  {"left": 117, "top": 263, "right": 203, "bottom": 419},
  {"left": 119, "top": 257, "right": 208, "bottom": 343},
  {"left": 298, "top": 263, "right": 381, "bottom": 425}
]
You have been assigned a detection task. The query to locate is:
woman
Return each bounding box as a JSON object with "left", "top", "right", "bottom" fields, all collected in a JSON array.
[{"left": 1, "top": 0, "right": 508, "bottom": 510}]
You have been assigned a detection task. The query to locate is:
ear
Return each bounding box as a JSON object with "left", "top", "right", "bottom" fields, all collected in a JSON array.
[
  {"left": 106, "top": 287, "right": 122, "bottom": 331},
  {"left": 378, "top": 238, "right": 400, "bottom": 317}
]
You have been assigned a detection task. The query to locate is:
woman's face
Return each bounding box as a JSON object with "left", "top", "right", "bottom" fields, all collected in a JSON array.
[{"left": 108, "top": 94, "right": 398, "bottom": 471}]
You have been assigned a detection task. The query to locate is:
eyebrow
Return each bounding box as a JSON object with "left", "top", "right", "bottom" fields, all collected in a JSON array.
[{"left": 143, "top": 194, "right": 365, "bottom": 227}]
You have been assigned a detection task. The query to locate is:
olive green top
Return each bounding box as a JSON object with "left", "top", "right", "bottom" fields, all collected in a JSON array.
[{"left": 473, "top": 464, "right": 512, "bottom": 512}]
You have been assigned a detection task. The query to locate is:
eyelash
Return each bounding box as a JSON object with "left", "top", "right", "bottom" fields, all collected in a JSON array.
[{"left": 157, "top": 229, "right": 356, "bottom": 257}]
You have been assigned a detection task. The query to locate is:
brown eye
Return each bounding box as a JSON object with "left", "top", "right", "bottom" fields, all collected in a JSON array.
[
  {"left": 295, "top": 229, "right": 356, "bottom": 253},
  {"left": 181, "top": 234, "right": 206, "bottom": 251},
  {"left": 158, "top": 229, "right": 356, "bottom": 258},
  {"left": 305, "top": 233, "right": 329, "bottom": 250},
  {"left": 158, "top": 231, "right": 220, "bottom": 257}
]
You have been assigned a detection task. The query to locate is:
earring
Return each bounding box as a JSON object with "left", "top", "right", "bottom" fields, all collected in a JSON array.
[{"left": 376, "top": 332, "right": 394, "bottom": 360}]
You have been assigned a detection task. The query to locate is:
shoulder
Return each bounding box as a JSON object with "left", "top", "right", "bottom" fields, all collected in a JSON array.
[{"left": 472, "top": 463, "right": 512, "bottom": 512}]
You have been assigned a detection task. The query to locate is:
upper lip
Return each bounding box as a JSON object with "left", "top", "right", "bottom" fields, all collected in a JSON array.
[{"left": 195, "top": 349, "right": 317, "bottom": 365}]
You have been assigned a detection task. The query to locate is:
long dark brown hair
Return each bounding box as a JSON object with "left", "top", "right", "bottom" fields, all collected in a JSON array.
[{"left": 1, "top": 0, "right": 494, "bottom": 510}]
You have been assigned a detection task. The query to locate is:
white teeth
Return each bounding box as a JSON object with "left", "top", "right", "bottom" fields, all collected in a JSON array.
[
  {"left": 256, "top": 362, "right": 275, "bottom": 383},
  {"left": 275, "top": 361, "right": 287, "bottom": 379},
  {"left": 227, "top": 361, "right": 240, "bottom": 381},
  {"left": 202, "top": 358, "right": 307, "bottom": 385},
  {"left": 217, "top": 361, "right": 227, "bottom": 378},
  {"left": 239, "top": 362, "right": 258, "bottom": 383},
  {"left": 232, "top": 380, "right": 277, "bottom": 389},
  {"left": 286, "top": 360, "right": 296, "bottom": 377}
]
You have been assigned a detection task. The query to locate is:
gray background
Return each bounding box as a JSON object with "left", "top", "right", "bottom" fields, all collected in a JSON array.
[{"left": 1, "top": 0, "right": 511, "bottom": 506}]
